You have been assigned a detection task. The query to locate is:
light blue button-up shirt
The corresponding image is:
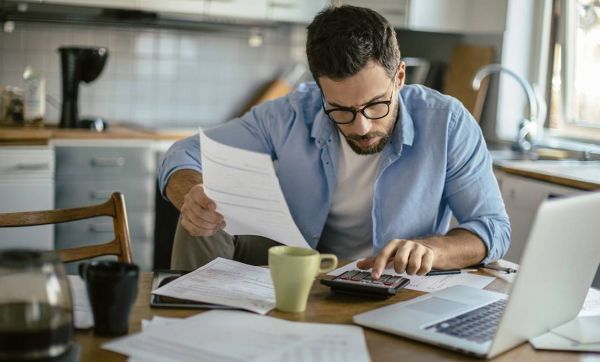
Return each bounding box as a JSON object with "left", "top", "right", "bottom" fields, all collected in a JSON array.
[{"left": 159, "top": 83, "right": 511, "bottom": 263}]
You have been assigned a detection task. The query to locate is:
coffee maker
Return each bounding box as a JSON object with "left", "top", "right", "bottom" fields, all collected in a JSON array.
[{"left": 58, "top": 47, "right": 108, "bottom": 129}]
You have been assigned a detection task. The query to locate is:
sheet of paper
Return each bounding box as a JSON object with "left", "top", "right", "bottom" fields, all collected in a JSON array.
[
  {"left": 67, "top": 275, "right": 93, "bottom": 329},
  {"left": 104, "top": 310, "right": 370, "bottom": 362},
  {"left": 551, "top": 316, "right": 600, "bottom": 344},
  {"left": 327, "top": 260, "right": 494, "bottom": 293},
  {"left": 579, "top": 287, "right": 600, "bottom": 317},
  {"left": 199, "top": 129, "right": 309, "bottom": 248},
  {"left": 530, "top": 331, "right": 600, "bottom": 352},
  {"left": 151, "top": 257, "right": 275, "bottom": 314}
]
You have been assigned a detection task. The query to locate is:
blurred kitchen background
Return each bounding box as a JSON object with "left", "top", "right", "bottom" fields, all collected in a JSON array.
[{"left": 1, "top": 0, "right": 599, "bottom": 287}]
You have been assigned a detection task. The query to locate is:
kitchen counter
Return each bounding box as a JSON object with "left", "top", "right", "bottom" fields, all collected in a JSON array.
[
  {"left": 495, "top": 160, "right": 600, "bottom": 191},
  {"left": 0, "top": 124, "right": 196, "bottom": 145}
]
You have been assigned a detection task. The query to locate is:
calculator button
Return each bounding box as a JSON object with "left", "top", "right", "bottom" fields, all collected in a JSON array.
[
  {"left": 351, "top": 272, "right": 370, "bottom": 281},
  {"left": 383, "top": 276, "right": 400, "bottom": 286},
  {"left": 338, "top": 270, "right": 359, "bottom": 280}
]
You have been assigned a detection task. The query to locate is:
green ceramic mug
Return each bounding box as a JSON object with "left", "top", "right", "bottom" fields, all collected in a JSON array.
[{"left": 268, "top": 246, "right": 338, "bottom": 313}]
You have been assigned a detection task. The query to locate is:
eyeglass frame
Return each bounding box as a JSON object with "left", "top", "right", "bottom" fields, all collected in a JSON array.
[{"left": 320, "top": 72, "right": 398, "bottom": 125}]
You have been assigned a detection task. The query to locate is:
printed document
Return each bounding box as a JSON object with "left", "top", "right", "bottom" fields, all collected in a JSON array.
[
  {"left": 328, "top": 260, "right": 494, "bottom": 293},
  {"left": 199, "top": 129, "right": 309, "bottom": 248},
  {"left": 104, "top": 310, "right": 371, "bottom": 362},
  {"left": 152, "top": 257, "right": 275, "bottom": 314}
]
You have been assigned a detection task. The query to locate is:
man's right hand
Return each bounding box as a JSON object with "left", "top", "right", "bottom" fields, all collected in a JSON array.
[{"left": 180, "top": 184, "right": 226, "bottom": 236}]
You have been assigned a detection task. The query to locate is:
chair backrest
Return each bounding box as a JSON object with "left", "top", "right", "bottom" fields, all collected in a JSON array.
[{"left": 0, "top": 192, "right": 133, "bottom": 263}]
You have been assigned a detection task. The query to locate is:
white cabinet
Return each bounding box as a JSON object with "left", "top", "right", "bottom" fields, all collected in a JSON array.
[
  {"left": 408, "top": 0, "right": 507, "bottom": 34},
  {"left": 336, "top": 0, "right": 507, "bottom": 34},
  {"left": 0, "top": 146, "right": 54, "bottom": 250},
  {"left": 206, "top": 0, "right": 268, "bottom": 20},
  {"left": 138, "top": 0, "right": 205, "bottom": 14},
  {"left": 268, "top": 0, "right": 326, "bottom": 23},
  {"left": 496, "top": 171, "right": 584, "bottom": 263},
  {"left": 30, "top": 0, "right": 137, "bottom": 10}
]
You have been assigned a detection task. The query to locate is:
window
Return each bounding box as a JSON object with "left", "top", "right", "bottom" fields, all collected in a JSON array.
[{"left": 549, "top": 0, "right": 600, "bottom": 136}]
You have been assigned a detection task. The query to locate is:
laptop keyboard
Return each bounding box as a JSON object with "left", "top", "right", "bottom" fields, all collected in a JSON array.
[{"left": 424, "top": 299, "right": 507, "bottom": 344}]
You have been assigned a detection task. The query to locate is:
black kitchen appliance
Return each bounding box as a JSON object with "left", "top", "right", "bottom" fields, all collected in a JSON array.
[{"left": 58, "top": 46, "right": 108, "bottom": 129}]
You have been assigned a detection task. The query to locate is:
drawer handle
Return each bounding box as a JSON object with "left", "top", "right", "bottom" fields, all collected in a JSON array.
[
  {"left": 90, "top": 191, "right": 115, "bottom": 200},
  {"left": 270, "top": 1, "right": 295, "bottom": 8},
  {"left": 16, "top": 162, "right": 50, "bottom": 170},
  {"left": 89, "top": 223, "right": 114, "bottom": 233},
  {"left": 90, "top": 157, "right": 125, "bottom": 167}
]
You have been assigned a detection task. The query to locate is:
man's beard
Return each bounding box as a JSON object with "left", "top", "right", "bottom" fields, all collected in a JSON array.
[
  {"left": 340, "top": 103, "right": 398, "bottom": 155},
  {"left": 344, "top": 131, "right": 390, "bottom": 155}
]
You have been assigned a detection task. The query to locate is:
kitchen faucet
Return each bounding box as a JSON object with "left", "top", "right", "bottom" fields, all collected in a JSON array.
[{"left": 472, "top": 64, "right": 546, "bottom": 153}]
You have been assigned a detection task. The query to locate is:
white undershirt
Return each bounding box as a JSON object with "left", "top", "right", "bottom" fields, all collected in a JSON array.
[{"left": 318, "top": 132, "right": 382, "bottom": 260}]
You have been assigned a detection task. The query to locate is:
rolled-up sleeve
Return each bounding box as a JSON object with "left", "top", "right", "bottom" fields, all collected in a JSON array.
[
  {"left": 158, "top": 134, "right": 203, "bottom": 199},
  {"left": 443, "top": 104, "right": 511, "bottom": 263}
]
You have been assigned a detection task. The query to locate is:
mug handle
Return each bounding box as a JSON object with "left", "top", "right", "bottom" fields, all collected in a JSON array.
[
  {"left": 318, "top": 254, "right": 338, "bottom": 274},
  {"left": 78, "top": 262, "right": 89, "bottom": 280}
]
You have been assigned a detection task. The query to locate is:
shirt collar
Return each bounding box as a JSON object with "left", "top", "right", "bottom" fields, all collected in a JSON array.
[{"left": 311, "top": 90, "right": 415, "bottom": 154}]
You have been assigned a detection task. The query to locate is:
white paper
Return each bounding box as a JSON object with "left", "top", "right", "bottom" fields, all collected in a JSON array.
[
  {"left": 199, "top": 129, "right": 309, "bottom": 248},
  {"left": 530, "top": 331, "right": 600, "bottom": 352},
  {"left": 67, "top": 275, "right": 94, "bottom": 329},
  {"left": 579, "top": 288, "right": 600, "bottom": 317},
  {"left": 327, "top": 260, "right": 494, "bottom": 293},
  {"left": 104, "top": 310, "right": 370, "bottom": 362},
  {"left": 151, "top": 257, "right": 275, "bottom": 314},
  {"left": 551, "top": 316, "right": 600, "bottom": 344}
]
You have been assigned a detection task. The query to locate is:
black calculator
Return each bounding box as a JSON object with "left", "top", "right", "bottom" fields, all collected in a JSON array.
[{"left": 320, "top": 269, "right": 410, "bottom": 298}]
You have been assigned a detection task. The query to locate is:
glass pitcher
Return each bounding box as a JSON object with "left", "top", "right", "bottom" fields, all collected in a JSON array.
[{"left": 0, "top": 250, "right": 73, "bottom": 360}]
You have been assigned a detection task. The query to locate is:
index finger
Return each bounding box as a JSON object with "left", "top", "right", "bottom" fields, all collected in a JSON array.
[{"left": 371, "top": 241, "right": 398, "bottom": 279}]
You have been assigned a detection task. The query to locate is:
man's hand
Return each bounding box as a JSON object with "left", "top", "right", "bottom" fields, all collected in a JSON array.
[
  {"left": 357, "top": 239, "right": 437, "bottom": 278},
  {"left": 180, "top": 184, "right": 225, "bottom": 236}
]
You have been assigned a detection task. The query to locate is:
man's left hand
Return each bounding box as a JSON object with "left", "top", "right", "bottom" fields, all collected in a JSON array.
[{"left": 357, "top": 239, "right": 437, "bottom": 278}]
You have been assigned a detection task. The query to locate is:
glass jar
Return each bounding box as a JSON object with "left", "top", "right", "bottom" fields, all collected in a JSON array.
[{"left": 0, "top": 250, "right": 73, "bottom": 360}]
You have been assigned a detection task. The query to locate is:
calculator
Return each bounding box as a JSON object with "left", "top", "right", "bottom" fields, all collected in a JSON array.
[{"left": 320, "top": 269, "right": 410, "bottom": 298}]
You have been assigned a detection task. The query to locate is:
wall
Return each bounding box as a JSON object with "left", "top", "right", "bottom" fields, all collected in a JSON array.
[{"left": 0, "top": 21, "right": 305, "bottom": 128}]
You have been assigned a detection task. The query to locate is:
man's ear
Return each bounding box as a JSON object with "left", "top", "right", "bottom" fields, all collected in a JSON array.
[{"left": 396, "top": 62, "right": 406, "bottom": 88}]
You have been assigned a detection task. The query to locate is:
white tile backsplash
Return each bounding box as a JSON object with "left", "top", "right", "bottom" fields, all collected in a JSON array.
[{"left": 0, "top": 21, "right": 303, "bottom": 127}]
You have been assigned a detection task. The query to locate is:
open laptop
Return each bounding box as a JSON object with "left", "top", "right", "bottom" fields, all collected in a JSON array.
[{"left": 354, "top": 192, "right": 600, "bottom": 358}]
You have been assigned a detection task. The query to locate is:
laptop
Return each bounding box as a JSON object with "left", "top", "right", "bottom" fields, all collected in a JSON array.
[{"left": 353, "top": 192, "right": 600, "bottom": 358}]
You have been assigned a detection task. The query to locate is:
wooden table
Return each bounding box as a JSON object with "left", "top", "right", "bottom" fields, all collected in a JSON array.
[{"left": 75, "top": 272, "right": 597, "bottom": 362}]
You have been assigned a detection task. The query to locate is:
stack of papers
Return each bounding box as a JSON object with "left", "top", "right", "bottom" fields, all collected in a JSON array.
[
  {"left": 152, "top": 258, "right": 276, "bottom": 314},
  {"left": 104, "top": 310, "right": 371, "bottom": 362},
  {"left": 530, "top": 288, "right": 600, "bottom": 352},
  {"left": 328, "top": 260, "right": 495, "bottom": 293}
]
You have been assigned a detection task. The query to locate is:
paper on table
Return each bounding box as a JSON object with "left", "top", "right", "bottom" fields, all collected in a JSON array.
[
  {"left": 104, "top": 310, "right": 370, "bottom": 362},
  {"left": 551, "top": 316, "right": 600, "bottom": 344},
  {"left": 579, "top": 287, "right": 600, "bottom": 317},
  {"left": 67, "top": 275, "right": 93, "bottom": 329},
  {"left": 151, "top": 257, "right": 275, "bottom": 314},
  {"left": 327, "top": 260, "right": 495, "bottom": 293},
  {"left": 199, "top": 129, "right": 309, "bottom": 248},
  {"left": 529, "top": 331, "right": 600, "bottom": 352}
]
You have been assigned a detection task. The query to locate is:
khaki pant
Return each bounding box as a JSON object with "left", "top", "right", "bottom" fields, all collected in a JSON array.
[{"left": 170, "top": 218, "right": 283, "bottom": 270}]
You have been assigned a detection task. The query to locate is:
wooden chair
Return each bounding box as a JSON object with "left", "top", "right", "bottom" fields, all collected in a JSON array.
[{"left": 0, "top": 192, "right": 133, "bottom": 263}]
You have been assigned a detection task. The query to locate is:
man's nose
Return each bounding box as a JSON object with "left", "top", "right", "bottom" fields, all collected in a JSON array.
[{"left": 350, "top": 113, "right": 371, "bottom": 135}]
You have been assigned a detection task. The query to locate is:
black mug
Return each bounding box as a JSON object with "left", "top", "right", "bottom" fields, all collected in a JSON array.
[{"left": 78, "top": 261, "right": 139, "bottom": 336}]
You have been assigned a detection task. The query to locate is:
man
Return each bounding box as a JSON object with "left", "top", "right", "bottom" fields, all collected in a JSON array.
[{"left": 159, "top": 5, "right": 510, "bottom": 278}]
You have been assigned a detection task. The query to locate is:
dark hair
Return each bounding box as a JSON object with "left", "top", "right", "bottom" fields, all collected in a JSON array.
[{"left": 306, "top": 5, "right": 401, "bottom": 82}]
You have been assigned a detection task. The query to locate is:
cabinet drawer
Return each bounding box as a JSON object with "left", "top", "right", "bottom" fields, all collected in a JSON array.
[
  {"left": 55, "top": 212, "right": 153, "bottom": 247},
  {"left": 55, "top": 179, "right": 154, "bottom": 211},
  {"left": 0, "top": 147, "right": 54, "bottom": 179},
  {"left": 56, "top": 146, "right": 155, "bottom": 178}
]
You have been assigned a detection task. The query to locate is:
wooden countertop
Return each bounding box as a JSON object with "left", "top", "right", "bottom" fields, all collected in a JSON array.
[
  {"left": 0, "top": 124, "right": 195, "bottom": 145},
  {"left": 496, "top": 160, "right": 600, "bottom": 191}
]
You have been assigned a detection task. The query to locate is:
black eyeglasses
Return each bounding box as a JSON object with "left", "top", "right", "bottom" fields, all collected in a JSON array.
[{"left": 321, "top": 76, "right": 396, "bottom": 125}]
